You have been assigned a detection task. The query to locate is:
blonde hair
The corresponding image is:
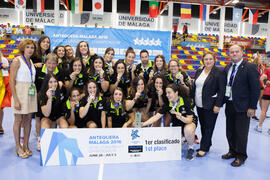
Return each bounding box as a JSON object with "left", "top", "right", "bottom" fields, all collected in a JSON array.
[{"left": 45, "top": 53, "right": 58, "bottom": 63}]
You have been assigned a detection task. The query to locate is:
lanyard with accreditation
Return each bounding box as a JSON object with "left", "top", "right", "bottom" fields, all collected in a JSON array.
[
  {"left": 22, "top": 55, "right": 36, "bottom": 96},
  {"left": 225, "top": 64, "right": 236, "bottom": 98}
]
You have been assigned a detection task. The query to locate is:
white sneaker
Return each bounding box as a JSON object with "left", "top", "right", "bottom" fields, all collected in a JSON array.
[{"left": 254, "top": 125, "right": 262, "bottom": 133}]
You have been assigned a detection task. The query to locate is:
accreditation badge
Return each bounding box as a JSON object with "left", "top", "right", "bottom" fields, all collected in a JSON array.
[
  {"left": 225, "top": 85, "right": 231, "bottom": 97},
  {"left": 134, "top": 112, "right": 142, "bottom": 128},
  {"left": 28, "top": 84, "right": 36, "bottom": 96}
]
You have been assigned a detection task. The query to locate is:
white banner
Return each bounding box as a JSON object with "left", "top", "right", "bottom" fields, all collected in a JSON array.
[
  {"left": 203, "top": 20, "right": 239, "bottom": 35},
  {"left": 24, "top": 10, "right": 66, "bottom": 25},
  {"left": 116, "top": 14, "right": 157, "bottom": 30},
  {"left": 40, "top": 127, "right": 182, "bottom": 166}
]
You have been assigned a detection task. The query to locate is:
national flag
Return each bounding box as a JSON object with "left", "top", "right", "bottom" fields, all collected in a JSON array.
[
  {"left": 232, "top": 8, "right": 243, "bottom": 23},
  {"left": 181, "top": 4, "right": 191, "bottom": 19},
  {"left": 130, "top": 0, "right": 141, "bottom": 16},
  {"left": 249, "top": 9, "right": 259, "bottom": 24},
  {"left": 149, "top": 1, "right": 159, "bottom": 18},
  {"left": 33, "top": 0, "right": 45, "bottom": 12},
  {"left": 200, "top": 4, "right": 209, "bottom": 21},
  {"left": 71, "top": 0, "right": 83, "bottom": 14},
  {"left": 92, "top": 0, "right": 104, "bottom": 15},
  {"left": 15, "top": 0, "right": 26, "bottom": 10}
]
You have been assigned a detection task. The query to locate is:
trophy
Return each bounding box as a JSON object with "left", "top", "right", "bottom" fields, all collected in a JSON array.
[{"left": 134, "top": 112, "right": 142, "bottom": 128}]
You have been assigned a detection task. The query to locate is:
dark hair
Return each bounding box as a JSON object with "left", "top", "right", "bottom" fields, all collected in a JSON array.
[
  {"left": 36, "top": 35, "right": 51, "bottom": 58},
  {"left": 166, "top": 84, "right": 188, "bottom": 99},
  {"left": 129, "top": 77, "right": 147, "bottom": 99},
  {"left": 76, "top": 41, "right": 90, "bottom": 59},
  {"left": 153, "top": 55, "right": 167, "bottom": 73},
  {"left": 125, "top": 47, "right": 136, "bottom": 57},
  {"left": 85, "top": 79, "right": 100, "bottom": 98},
  {"left": 152, "top": 74, "right": 168, "bottom": 91},
  {"left": 140, "top": 49, "right": 149, "bottom": 57},
  {"left": 110, "top": 87, "right": 126, "bottom": 112},
  {"left": 112, "top": 60, "right": 128, "bottom": 81},
  {"left": 38, "top": 74, "right": 61, "bottom": 105},
  {"left": 87, "top": 56, "right": 105, "bottom": 77},
  {"left": 201, "top": 52, "right": 216, "bottom": 65},
  {"left": 53, "top": 45, "right": 66, "bottom": 58},
  {"left": 69, "top": 87, "right": 81, "bottom": 97},
  {"left": 104, "top": 47, "right": 115, "bottom": 60},
  {"left": 69, "top": 57, "right": 85, "bottom": 74}
]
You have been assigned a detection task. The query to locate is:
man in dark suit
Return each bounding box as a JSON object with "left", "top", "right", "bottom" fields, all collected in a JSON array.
[{"left": 222, "top": 45, "right": 260, "bottom": 167}]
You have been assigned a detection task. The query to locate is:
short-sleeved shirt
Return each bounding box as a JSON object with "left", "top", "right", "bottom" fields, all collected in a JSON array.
[
  {"left": 79, "top": 96, "right": 106, "bottom": 128},
  {"left": 127, "top": 92, "right": 149, "bottom": 109},
  {"left": 35, "top": 64, "right": 65, "bottom": 92},
  {"left": 109, "top": 74, "right": 131, "bottom": 97},
  {"left": 263, "top": 67, "right": 270, "bottom": 95},
  {"left": 88, "top": 71, "right": 110, "bottom": 94},
  {"left": 135, "top": 61, "right": 153, "bottom": 83},
  {"left": 106, "top": 102, "right": 133, "bottom": 128},
  {"left": 159, "top": 96, "right": 197, "bottom": 127},
  {"left": 166, "top": 72, "right": 190, "bottom": 87},
  {"left": 149, "top": 89, "right": 168, "bottom": 112},
  {"left": 39, "top": 91, "right": 66, "bottom": 121},
  {"left": 63, "top": 99, "right": 85, "bottom": 128},
  {"left": 65, "top": 72, "right": 88, "bottom": 92}
]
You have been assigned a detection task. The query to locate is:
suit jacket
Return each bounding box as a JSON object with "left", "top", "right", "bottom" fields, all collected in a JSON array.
[
  {"left": 192, "top": 66, "right": 225, "bottom": 110},
  {"left": 224, "top": 60, "right": 260, "bottom": 112}
]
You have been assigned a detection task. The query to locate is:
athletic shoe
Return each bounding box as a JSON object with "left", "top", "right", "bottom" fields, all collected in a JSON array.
[
  {"left": 254, "top": 125, "right": 262, "bottom": 133},
  {"left": 186, "top": 148, "right": 194, "bottom": 161}
]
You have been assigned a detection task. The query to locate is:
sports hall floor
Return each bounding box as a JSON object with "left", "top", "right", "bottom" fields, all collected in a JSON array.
[{"left": 0, "top": 107, "right": 270, "bottom": 180}]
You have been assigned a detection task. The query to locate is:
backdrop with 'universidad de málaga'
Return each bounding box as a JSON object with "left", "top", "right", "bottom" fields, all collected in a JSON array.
[{"left": 44, "top": 26, "right": 171, "bottom": 63}]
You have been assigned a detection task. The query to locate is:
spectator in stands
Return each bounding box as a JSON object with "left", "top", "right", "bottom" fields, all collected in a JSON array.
[
  {"left": 192, "top": 52, "right": 225, "bottom": 157},
  {"left": 10, "top": 39, "right": 37, "bottom": 158},
  {"left": 79, "top": 80, "right": 106, "bottom": 128},
  {"left": 103, "top": 47, "right": 115, "bottom": 75},
  {"left": 142, "top": 84, "right": 197, "bottom": 161},
  {"left": 32, "top": 35, "right": 51, "bottom": 68},
  {"left": 15, "top": 25, "right": 23, "bottom": 35},
  {"left": 30, "top": 23, "right": 35, "bottom": 32},
  {"left": 107, "top": 87, "right": 134, "bottom": 128},
  {"left": 75, "top": 41, "right": 97, "bottom": 68},
  {"left": 38, "top": 74, "right": 68, "bottom": 130},
  {"left": 183, "top": 23, "right": 188, "bottom": 41},
  {"left": 135, "top": 49, "right": 153, "bottom": 84},
  {"left": 0, "top": 24, "right": 5, "bottom": 38},
  {"left": 53, "top": 45, "right": 69, "bottom": 72},
  {"left": 0, "top": 52, "right": 10, "bottom": 135},
  {"left": 24, "top": 26, "right": 31, "bottom": 35},
  {"left": 5, "top": 23, "right": 13, "bottom": 39}
]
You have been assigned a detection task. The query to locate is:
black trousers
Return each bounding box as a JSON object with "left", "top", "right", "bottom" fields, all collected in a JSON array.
[
  {"left": 225, "top": 101, "right": 250, "bottom": 161},
  {"left": 197, "top": 106, "right": 218, "bottom": 152}
]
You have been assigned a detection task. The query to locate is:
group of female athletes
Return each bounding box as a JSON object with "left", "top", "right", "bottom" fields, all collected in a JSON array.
[{"left": 2, "top": 35, "right": 228, "bottom": 161}]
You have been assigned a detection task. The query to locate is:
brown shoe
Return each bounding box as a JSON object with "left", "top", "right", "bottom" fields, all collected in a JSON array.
[
  {"left": 231, "top": 158, "right": 244, "bottom": 167},
  {"left": 221, "top": 152, "right": 235, "bottom": 159}
]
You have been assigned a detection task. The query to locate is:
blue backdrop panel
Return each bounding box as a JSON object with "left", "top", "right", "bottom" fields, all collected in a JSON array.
[{"left": 44, "top": 26, "right": 171, "bottom": 62}]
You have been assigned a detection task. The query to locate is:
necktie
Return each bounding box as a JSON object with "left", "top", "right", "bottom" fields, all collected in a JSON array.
[{"left": 229, "top": 64, "right": 236, "bottom": 86}]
